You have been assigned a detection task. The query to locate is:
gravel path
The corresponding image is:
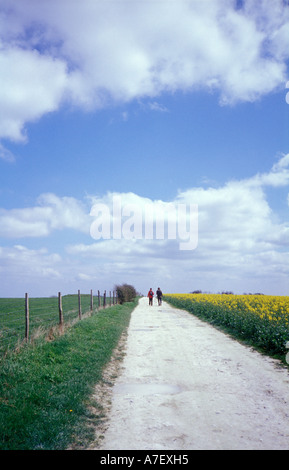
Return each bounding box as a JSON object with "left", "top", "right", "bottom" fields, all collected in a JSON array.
[{"left": 95, "top": 297, "right": 289, "bottom": 450}]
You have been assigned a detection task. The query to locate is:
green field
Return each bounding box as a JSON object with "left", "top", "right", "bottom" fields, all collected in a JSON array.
[{"left": 0, "top": 294, "right": 107, "bottom": 355}]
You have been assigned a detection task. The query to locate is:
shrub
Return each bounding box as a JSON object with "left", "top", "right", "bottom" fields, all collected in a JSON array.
[{"left": 115, "top": 284, "right": 137, "bottom": 304}]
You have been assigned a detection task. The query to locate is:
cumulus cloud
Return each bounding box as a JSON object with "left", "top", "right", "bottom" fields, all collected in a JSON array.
[
  {"left": 0, "top": 143, "right": 15, "bottom": 162},
  {"left": 1, "top": 153, "right": 289, "bottom": 295},
  {"left": 0, "top": 0, "right": 288, "bottom": 143},
  {"left": 0, "top": 46, "right": 68, "bottom": 142},
  {"left": 0, "top": 193, "right": 90, "bottom": 238},
  {"left": 0, "top": 244, "right": 61, "bottom": 284},
  {"left": 71, "top": 153, "right": 289, "bottom": 293}
]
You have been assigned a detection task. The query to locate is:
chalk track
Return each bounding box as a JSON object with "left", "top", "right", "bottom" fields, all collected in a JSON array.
[{"left": 91, "top": 297, "right": 289, "bottom": 450}]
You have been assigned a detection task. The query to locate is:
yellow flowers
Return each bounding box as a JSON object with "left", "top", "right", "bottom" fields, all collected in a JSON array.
[
  {"left": 165, "top": 293, "right": 289, "bottom": 325},
  {"left": 164, "top": 293, "right": 289, "bottom": 358}
]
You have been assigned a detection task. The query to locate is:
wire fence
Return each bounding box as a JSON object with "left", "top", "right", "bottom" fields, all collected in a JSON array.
[{"left": 0, "top": 289, "right": 117, "bottom": 356}]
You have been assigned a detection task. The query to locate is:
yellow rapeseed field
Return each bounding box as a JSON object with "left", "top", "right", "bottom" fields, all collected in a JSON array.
[{"left": 165, "top": 293, "right": 289, "bottom": 325}]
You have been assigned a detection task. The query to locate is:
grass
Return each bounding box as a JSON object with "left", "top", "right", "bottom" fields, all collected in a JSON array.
[{"left": 0, "top": 300, "right": 137, "bottom": 450}]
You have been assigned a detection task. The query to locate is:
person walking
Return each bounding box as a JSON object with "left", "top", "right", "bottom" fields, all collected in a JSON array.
[
  {"left": 147, "top": 288, "right": 154, "bottom": 306},
  {"left": 156, "top": 287, "right": 163, "bottom": 306}
]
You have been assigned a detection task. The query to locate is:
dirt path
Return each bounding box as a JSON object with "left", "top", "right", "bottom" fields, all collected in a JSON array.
[{"left": 92, "top": 297, "right": 289, "bottom": 450}]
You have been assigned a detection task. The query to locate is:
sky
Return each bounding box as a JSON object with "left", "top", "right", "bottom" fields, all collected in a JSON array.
[{"left": 0, "top": 0, "right": 289, "bottom": 297}]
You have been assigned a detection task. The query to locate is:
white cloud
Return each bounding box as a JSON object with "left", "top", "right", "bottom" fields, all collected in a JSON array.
[
  {"left": 0, "top": 244, "right": 61, "bottom": 277},
  {"left": 0, "top": 143, "right": 15, "bottom": 162},
  {"left": 1, "top": 153, "right": 289, "bottom": 295},
  {"left": 86, "top": 152, "right": 289, "bottom": 260},
  {"left": 0, "top": 0, "right": 288, "bottom": 142},
  {"left": 0, "top": 193, "right": 90, "bottom": 238},
  {"left": 71, "top": 153, "right": 289, "bottom": 293},
  {"left": 0, "top": 46, "right": 68, "bottom": 142},
  {"left": 146, "top": 102, "right": 169, "bottom": 113}
]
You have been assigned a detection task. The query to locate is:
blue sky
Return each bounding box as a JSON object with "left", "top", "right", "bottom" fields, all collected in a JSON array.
[{"left": 0, "top": 0, "right": 289, "bottom": 297}]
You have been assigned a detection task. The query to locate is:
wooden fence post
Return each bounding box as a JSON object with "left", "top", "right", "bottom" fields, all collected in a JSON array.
[
  {"left": 78, "top": 290, "right": 82, "bottom": 320},
  {"left": 58, "top": 292, "right": 63, "bottom": 330},
  {"left": 98, "top": 290, "right": 100, "bottom": 309},
  {"left": 25, "top": 293, "right": 29, "bottom": 343},
  {"left": 90, "top": 289, "right": 93, "bottom": 313},
  {"left": 109, "top": 290, "right": 112, "bottom": 306}
]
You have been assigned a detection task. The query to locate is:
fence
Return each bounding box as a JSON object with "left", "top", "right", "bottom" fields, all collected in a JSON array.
[{"left": 0, "top": 289, "right": 118, "bottom": 356}]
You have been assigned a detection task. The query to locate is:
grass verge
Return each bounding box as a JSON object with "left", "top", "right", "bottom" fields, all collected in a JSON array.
[{"left": 0, "top": 300, "right": 137, "bottom": 450}]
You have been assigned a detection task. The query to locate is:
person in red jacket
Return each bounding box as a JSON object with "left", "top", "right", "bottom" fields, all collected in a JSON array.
[{"left": 147, "top": 288, "right": 154, "bottom": 306}]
